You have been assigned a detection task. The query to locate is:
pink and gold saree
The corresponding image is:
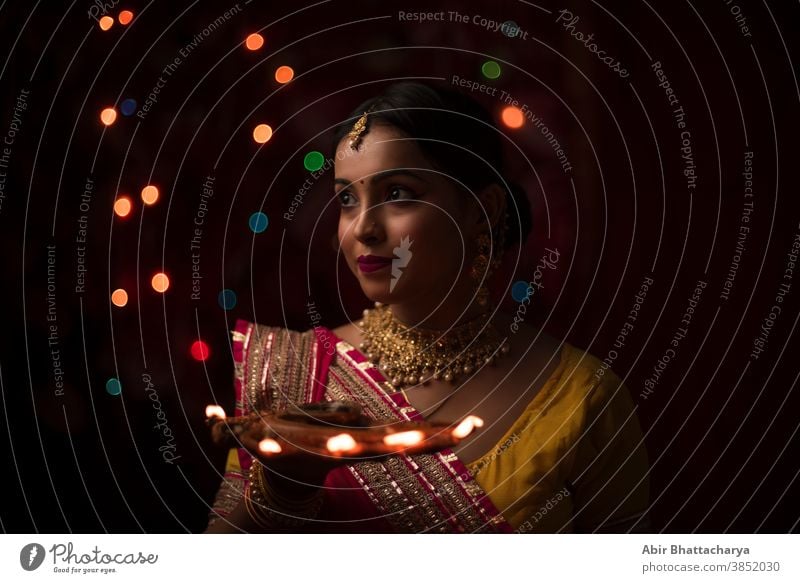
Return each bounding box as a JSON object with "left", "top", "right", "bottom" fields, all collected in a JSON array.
[{"left": 208, "top": 319, "right": 512, "bottom": 533}]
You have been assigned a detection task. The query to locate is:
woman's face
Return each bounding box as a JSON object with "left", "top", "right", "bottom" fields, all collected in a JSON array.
[{"left": 334, "top": 123, "right": 481, "bottom": 309}]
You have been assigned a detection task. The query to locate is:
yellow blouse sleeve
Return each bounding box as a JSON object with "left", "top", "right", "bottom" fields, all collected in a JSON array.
[
  {"left": 206, "top": 448, "right": 247, "bottom": 529},
  {"left": 565, "top": 367, "right": 651, "bottom": 532},
  {"left": 467, "top": 342, "right": 651, "bottom": 533}
]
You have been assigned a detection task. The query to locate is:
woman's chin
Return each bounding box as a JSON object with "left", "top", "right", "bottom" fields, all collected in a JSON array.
[
  {"left": 361, "top": 289, "right": 398, "bottom": 305},
  {"left": 358, "top": 280, "right": 406, "bottom": 305}
]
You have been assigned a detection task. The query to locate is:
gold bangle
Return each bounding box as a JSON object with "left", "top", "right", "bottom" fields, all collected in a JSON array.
[
  {"left": 244, "top": 482, "right": 277, "bottom": 530},
  {"left": 259, "top": 465, "right": 322, "bottom": 509},
  {"left": 244, "top": 461, "right": 323, "bottom": 530}
]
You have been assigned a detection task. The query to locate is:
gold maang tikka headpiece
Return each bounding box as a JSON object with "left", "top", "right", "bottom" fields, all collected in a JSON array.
[{"left": 347, "top": 110, "right": 370, "bottom": 150}]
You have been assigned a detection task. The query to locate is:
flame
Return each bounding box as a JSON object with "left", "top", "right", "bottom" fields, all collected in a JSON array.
[
  {"left": 258, "top": 438, "right": 282, "bottom": 454},
  {"left": 452, "top": 415, "right": 484, "bottom": 438},
  {"left": 205, "top": 405, "right": 226, "bottom": 420},
  {"left": 326, "top": 433, "right": 357, "bottom": 453},
  {"left": 384, "top": 430, "right": 424, "bottom": 447}
]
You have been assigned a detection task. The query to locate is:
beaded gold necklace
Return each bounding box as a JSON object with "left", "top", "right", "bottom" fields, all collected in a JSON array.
[{"left": 358, "top": 302, "right": 511, "bottom": 390}]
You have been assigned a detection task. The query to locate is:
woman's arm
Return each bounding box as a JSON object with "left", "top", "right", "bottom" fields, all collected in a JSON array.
[
  {"left": 204, "top": 498, "right": 262, "bottom": 534},
  {"left": 204, "top": 470, "right": 323, "bottom": 534}
]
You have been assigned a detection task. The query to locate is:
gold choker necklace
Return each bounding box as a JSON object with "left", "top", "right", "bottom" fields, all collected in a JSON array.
[{"left": 358, "top": 303, "right": 511, "bottom": 389}]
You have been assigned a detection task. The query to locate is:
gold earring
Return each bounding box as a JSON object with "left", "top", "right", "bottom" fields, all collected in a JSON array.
[
  {"left": 470, "top": 233, "right": 493, "bottom": 307},
  {"left": 469, "top": 211, "right": 510, "bottom": 307}
]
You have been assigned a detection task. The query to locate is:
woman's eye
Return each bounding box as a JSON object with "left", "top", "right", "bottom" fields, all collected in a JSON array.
[
  {"left": 387, "top": 186, "right": 416, "bottom": 202},
  {"left": 337, "top": 191, "right": 356, "bottom": 207}
]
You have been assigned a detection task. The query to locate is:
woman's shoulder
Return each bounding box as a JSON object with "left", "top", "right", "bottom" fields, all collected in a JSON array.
[
  {"left": 501, "top": 319, "right": 630, "bottom": 411},
  {"left": 556, "top": 342, "right": 612, "bottom": 386},
  {"left": 230, "top": 319, "right": 326, "bottom": 409},
  {"left": 230, "top": 319, "right": 320, "bottom": 362},
  {"left": 553, "top": 341, "right": 636, "bottom": 417},
  {"left": 232, "top": 318, "right": 319, "bottom": 338}
]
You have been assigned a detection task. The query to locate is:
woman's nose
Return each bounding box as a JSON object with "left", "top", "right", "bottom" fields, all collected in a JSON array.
[{"left": 352, "top": 204, "right": 384, "bottom": 244}]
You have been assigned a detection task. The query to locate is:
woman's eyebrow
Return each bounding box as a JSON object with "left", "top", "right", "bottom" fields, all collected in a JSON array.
[
  {"left": 372, "top": 169, "right": 428, "bottom": 183},
  {"left": 334, "top": 169, "right": 428, "bottom": 188}
]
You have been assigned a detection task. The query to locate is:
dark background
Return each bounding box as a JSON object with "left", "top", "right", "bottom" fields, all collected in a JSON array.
[{"left": 0, "top": 0, "right": 798, "bottom": 532}]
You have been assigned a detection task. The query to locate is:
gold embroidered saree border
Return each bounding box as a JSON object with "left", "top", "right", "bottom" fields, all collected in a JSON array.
[
  {"left": 239, "top": 322, "right": 318, "bottom": 414},
  {"left": 329, "top": 339, "right": 512, "bottom": 533},
  {"left": 207, "top": 451, "right": 248, "bottom": 529},
  {"left": 209, "top": 321, "right": 320, "bottom": 528},
  {"left": 212, "top": 321, "right": 510, "bottom": 533}
]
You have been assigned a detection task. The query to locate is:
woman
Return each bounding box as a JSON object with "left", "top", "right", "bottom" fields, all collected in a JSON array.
[{"left": 205, "top": 82, "right": 650, "bottom": 533}]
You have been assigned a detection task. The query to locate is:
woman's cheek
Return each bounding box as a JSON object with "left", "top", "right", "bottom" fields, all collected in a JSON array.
[{"left": 337, "top": 219, "right": 351, "bottom": 248}]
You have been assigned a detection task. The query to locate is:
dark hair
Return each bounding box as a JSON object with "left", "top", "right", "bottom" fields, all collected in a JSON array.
[{"left": 331, "top": 81, "right": 533, "bottom": 252}]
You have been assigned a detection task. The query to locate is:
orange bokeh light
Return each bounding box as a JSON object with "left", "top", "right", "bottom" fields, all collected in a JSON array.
[
  {"left": 275, "top": 65, "right": 294, "bottom": 84},
  {"left": 111, "top": 288, "right": 128, "bottom": 307},
  {"left": 501, "top": 106, "right": 525, "bottom": 129},
  {"left": 151, "top": 272, "right": 170, "bottom": 293},
  {"left": 118, "top": 10, "right": 133, "bottom": 25},
  {"left": 141, "top": 185, "right": 159, "bottom": 205},
  {"left": 113, "top": 196, "right": 132, "bottom": 217},
  {"left": 252, "top": 124, "right": 273, "bottom": 144},
  {"left": 100, "top": 107, "right": 117, "bottom": 126},
  {"left": 99, "top": 16, "right": 114, "bottom": 31},
  {"left": 245, "top": 33, "right": 264, "bottom": 51}
]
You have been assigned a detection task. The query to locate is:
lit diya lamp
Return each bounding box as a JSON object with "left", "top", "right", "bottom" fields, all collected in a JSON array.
[{"left": 205, "top": 401, "right": 483, "bottom": 458}]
